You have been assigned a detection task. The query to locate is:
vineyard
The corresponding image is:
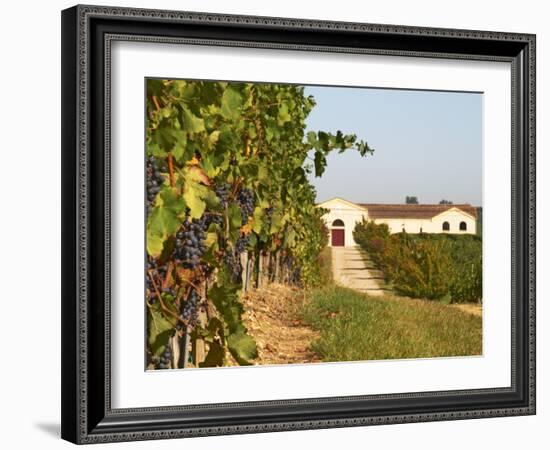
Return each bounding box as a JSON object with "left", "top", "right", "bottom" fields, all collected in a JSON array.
[
  {"left": 145, "top": 79, "right": 372, "bottom": 369},
  {"left": 353, "top": 220, "right": 482, "bottom": 303}
]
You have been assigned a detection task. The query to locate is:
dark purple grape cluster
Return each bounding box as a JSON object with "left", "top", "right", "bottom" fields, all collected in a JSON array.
[
  {"left": 157, "top": 343, "right": 173, "bottom": 369},
  {"left": 199, "top": 261, "right": 214, "bottom": 277},
  {"left": 237, "top": 187, "right": 255, "bottom": 225},
  {"left": 146, "top": 156, "right": 165, "bottom": 215},
  {"left": 235, "top": 234, "right": 249, "bottom": 254},
  {"left": 173, "top": 219, "right": 207, "bottom": 269},
  {"left": 180, "top": 288, "right": 199, "bottom": 326},
  {"left": 224, "top": 251, "right": 242, "bottom": 283},
  {"left": 203, "top": 212, "right": 224, "bottom": 228},
  {"left": 148, "top": 257, "right": 168, "bottom": 279},
  {"left": 215, "top": 183, "right": 231, "bottom": 209},
  {"left": 223, "top": 233, "right": 251, "bottom": 283},
  {"left": 147, "top": 258, "right": 157, "bottom": 271},
  {"left": 265, "top": 206, "right": 274, "bottom": 217},
  {"left": 146, "top": 278, "right": 155, "bottom": 304}
]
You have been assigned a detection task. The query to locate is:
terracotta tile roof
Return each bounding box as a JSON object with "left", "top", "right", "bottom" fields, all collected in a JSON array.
[{"left": 358, "top": 203, "right": 478, "bottom": 219}]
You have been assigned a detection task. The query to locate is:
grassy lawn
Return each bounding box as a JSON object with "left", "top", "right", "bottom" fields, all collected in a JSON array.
[{"left": 301, "top": 285, "right": 482, "bottom": 362}]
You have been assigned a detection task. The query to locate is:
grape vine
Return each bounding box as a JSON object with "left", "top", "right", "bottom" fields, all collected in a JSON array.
[
  {"left": 180, "top": 288, "right": 200, "bottom": 326},
  {"left": 172, "top": 218, "right": 207, "bottom": 269},
  {"left": 146, "top": 156, "right": 165, "bottom": 215},
  {"left": 237, "top": 188, "right": 255, "bottom": 226},
  {"left": 145, "top": 79, "right": 372, "bottom": 369}
]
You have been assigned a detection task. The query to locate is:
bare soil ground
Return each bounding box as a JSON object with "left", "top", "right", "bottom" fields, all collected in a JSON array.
[{"left": 241, "top": 283, "right": 322, "bottom": 365}]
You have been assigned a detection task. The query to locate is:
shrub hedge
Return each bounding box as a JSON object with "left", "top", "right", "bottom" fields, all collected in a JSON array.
[{"left": 353, "top": 220, "right": 482, "bottom": 303}]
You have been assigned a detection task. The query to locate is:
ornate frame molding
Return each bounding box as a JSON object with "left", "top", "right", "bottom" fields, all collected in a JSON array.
[{"left": 61, "top": 4, "right": 536, "bottom": 444}]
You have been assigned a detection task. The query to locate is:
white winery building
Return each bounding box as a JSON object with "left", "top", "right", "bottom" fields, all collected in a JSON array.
[{"left": 318, "top": 198, "right": 478, "bottom": 247}]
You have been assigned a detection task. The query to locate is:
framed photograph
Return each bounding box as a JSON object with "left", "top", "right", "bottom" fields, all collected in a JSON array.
[{"left": 61, "top": 4, "right": 536, "bottom": 444}]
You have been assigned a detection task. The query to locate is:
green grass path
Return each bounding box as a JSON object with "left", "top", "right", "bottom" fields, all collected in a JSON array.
[{"left": 301, "top": 285, "right": 482, "bottom": 362}]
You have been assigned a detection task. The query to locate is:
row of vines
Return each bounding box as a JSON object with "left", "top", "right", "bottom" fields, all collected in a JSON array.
[
  {"left": 353, "top": 220, "right": 482, "bottom": 303},
  {"left": 145, "top": 79, "right": 371, "bottom": 369}
]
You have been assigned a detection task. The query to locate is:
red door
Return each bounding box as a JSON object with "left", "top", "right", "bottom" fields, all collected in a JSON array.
[{"left": 331, "top": 229, "right": 345, "bottom": 246}]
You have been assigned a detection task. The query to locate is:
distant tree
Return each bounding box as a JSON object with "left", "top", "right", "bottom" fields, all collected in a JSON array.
[
  {"left": 405, "top": 196, "right": 419, "bottom": 204},
  {"left": 439, "top": 199, "right": 453, "bottom": 205}
]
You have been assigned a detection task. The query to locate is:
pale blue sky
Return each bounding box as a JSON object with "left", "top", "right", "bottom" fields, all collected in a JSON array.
[{"left": 304, "top": 86, "right": 482, "bottom": 206}]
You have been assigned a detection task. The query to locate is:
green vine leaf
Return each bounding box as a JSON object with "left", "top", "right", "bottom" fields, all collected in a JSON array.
[
  {"left": 252, "top": 207, "right": 264, "bottom": 234},
  {"left": 181, "top": 106, "right": 205, "bottom": 133},
  {"left": 204, "top": 231, "right": 219, "bottom": 250},
  {"left": 182, "top": 167, "right": 211, "bottom": 219},
  {"left": 227, "top": 331, "right": 258, "bottom": 366},
  {"left": 220, "top": 86, "right": 243, "bottom": 120},
  {"left": 199, "top": 341, "right": 225, "bottom": 367},
  {"left": 147, "top": 303, "right": 175, "bottom": 357},
  {"left": 314, "top": 150, "right": 327, "bottom": 177},
  {"left": 208, "top": 279, "right": 244, "bottom": 334},
  {"left": 277, "top": 102, "right": 291, "bottom": 126},
  {"left": 146, "top": 187, "right": 186, "bottom": 257},
  {"left": 228, "top": 203, "right": 243, "bottom": 230}
]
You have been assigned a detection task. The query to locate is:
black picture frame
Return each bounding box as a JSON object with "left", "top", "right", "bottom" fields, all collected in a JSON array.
[{"left": 61, "top": 4, "right": 536, "bottom": 444}]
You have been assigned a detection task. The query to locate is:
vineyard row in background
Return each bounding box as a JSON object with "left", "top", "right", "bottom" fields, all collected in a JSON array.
[{"left": 353, "top": 220, "right": 482, "bottom": 303}]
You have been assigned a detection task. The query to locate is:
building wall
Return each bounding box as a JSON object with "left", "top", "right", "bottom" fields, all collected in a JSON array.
[
  {"left": 319, "top": 199, "right": 477, "bottom": 247},
  {"left": 319, "top": 199, "right": 368, "bottom": 247},
  {"left": 374, "top": 210, "right": 476, "bottom": 235},
  {"left": 373, "top": 218, "right": 427, "bottom": 234},
  {"left": 429, "top": 209, "right": 476, "bottom": 234}
]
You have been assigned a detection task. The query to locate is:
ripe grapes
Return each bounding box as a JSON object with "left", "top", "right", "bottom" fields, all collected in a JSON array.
[
  {"left": 222, "top": 234, "right": 249, "bottom": 283},
  {"left": 157, "top": 342, "right": 173, "bottom": 369},
  {"left": 146, "top": 258, "right": 168, "bottom": 304},
  {"left": 146, "top": 156, "right": 165, "bottom": 215},
  {"left": 203, "top": 212, "right": 223, "bottom": 228},
  {"left": 215, "top": 183, "right": 231, "bottom": 209},
  {"left": 235, "top": 234, "right": 249, "bottom": 254},
  {"left": 224, "top": 251, "right": 242, "bottom": 283},
  {"left": 237, "top": 187, "right": 255, "bottom": 225},
  {"left": 173, "top": 218, "right": 207, "bottom": 269},
  {"left": 180, "top": 287, "right": 199, "bottom": 326}
]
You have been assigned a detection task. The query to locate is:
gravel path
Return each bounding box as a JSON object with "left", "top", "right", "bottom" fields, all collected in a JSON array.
[
  {"left": 331, "top": 246, "right": 385, "bottom": 296},
  {"left": 241, "top": 284, "right": 321, "bottom": 365}
]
